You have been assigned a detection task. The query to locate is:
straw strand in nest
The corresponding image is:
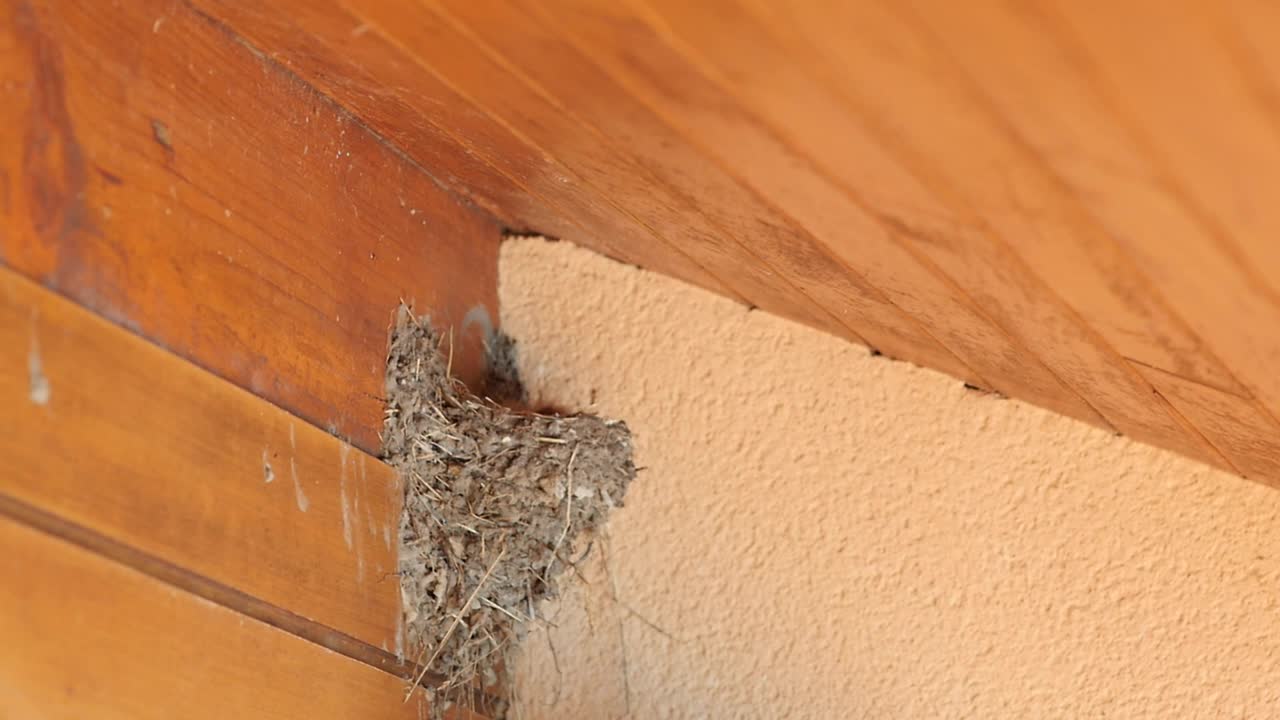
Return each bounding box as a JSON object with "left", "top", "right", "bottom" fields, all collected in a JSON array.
[{"left": 382, "top": 306, "right": 635, "bottom": 718}]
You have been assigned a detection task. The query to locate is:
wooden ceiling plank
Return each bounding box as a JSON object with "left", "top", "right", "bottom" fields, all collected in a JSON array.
[
  {"left": 905, "top": 0, "right": 1280, "bottom": 480},
  {"left": 336, "top": 0, "right": 845, "bottom": 331},
  {"left": 549, "top": 0, "right": 1108, "bottom": 424},
  {"left": 351, "top": 0, "right": 853, "bottom": 340},
  {"left": 1, "top": 0, "right": 497, "bottom": 452},
  {"left": 430, "top": 0, "right": 967, "bottom": 368},
  {"left": 1135, "top": 364, "right": 1280, "bottom": 486},
  {"left": 1046, "top": 0, "right": 1280, "bottom": 422},
  {"left": 904, "top": 1, "right": 1247, "bottom": 393},
  {"left": 426, "top": 0, "right": 984, "bottom": 382},
  {"left": 707, "top": 0, "right": 1230, "bottom": 468},
  {"left": 383, "top": 0, "right": 938, "bottom": 362},
  {"left": 191, "top": 0, "right": 977, "bottom": 372},
  {"left": 670, "top": 0, "right": 1239, "bottom": 397},
  {"left": 9, "top": 0, "right": 1271, "bottom": 481},
  {"left": 187, "top": 0, "right": 743, "bottom": 302},
  {"left": 409, "top": 0, "right": 901, "bottom": 345},
  {"left": 1072, "top": 0, "right": 1280, "bottom": 296},
  {"left": 0, "top": 515, "right": 439, "bottom": 720},
  {"left": 0, "top": 265, "right": 405, "bottom": 655}
]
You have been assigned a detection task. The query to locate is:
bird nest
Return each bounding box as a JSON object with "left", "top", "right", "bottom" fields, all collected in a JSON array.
[{"left": 382, "top": 306, "right": 635, "bottom": 717}]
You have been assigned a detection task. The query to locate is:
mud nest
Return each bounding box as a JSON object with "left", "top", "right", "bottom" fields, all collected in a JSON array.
[{"left": 382, "top": 306, "right": 635, "bottom": 716}]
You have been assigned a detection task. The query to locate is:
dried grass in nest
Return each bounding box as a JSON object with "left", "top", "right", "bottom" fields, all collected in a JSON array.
[{"left": 382, "top": 306, "right": 635, "bottom": 718}]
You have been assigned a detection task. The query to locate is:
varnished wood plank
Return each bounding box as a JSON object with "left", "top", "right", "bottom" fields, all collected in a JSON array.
[
  {"left": 194, "top": 0, "right": 984, "bottom": 375},
  {"left": 1134, "top": 364, "right": 1280, "bottom": 484},
  {"left": 1075, "top": 0, "right": 1280, "bottom": 297},
  {"left": 711, "top": 0, "right": 1230, "bottom": 468},
  {"left": 0, "top": 266, "right": 404, "bottom": 654},
  {"left": 1045, "top": 0, "right": 1280, "bottom": 422},
  {"left": 0, "top": 0, "right": 497, "bottom": 452},
  {"left": 251, "top": 0, "right": 943, "bottom": 355},
  {"left": 0, "top": 491, "right": 415, "bottom": 680},
  {"left": 84, "top": 0, "right": 1280, "bottom": 483},
  {"left": 0, "top": 515, "right": 434, "bottom": 719},
  {"left": 431, "top": 0, "right": 987, "bottom": 380},
  {"left": 903, "top": 0, "right": 1248, "bottom": 394},
  {"left": 903, "top": 0, "right": 1280, "bottom": 472},
  {"left": 186, "top": 0, "right": 744, "bottom": 303},
  {"left": 530, "top": 0, "right": 1115, "bottom": 423},
  {"left": 193, "top": 0, "right": 844, "bottom": 337},
  {"left": 356, "top": 0, "right": 878, "bottom": 344}
]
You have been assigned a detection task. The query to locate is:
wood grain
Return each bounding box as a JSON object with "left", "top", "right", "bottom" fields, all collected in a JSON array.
[
  {"left": 721, "top": 0, "right": 1231, "bottom": 467},
  {"left": 125, "top": 0, "right": 1280, "bottom": 482},
  {"left": 1135, "top": 364, "right": 1280, "bottom": 483},
  {"left": 904, "top": 0, "right": 1280, "bottom": 479},
  {"left": 1046, "top": 0, "right": 1280, "bottom": 421},
  {"left": 0, "top": 0, "right": 498, "bottom": 452},
  {"left": 185, "top": 0, "right": 744, "bottom": 303},
  {"left": 0, "top": 515, "right": 436, "bottom": 720},
  {"left": 191, "top": 0, "right": 833, "bottom": 333},
  {"left": 526, "top": 0, "right": 1104, "bottom": 424},
  {"left": 352, "top": 0, "right": 874, "bottom": 344},
  {"left": 0, "top": 265, "right": 404, "bottom": 653},
  {"left": 431, "top": 0, "right": 986, "bottom": 380},
  {"left": 191, "top": 0, "right": 978, "bottom": 371}
]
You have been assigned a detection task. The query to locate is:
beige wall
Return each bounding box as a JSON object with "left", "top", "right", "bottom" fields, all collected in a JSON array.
[{"left": 499, "top": 238, "right": 1280, "bottom": 719}]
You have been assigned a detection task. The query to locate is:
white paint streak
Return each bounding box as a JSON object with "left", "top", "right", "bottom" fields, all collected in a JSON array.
[
  {"left": 383, "top": 524, "right": 391, "bottom": 550},
  {"left": 290, "top": 423, "right": 308, "bottom": 511},
  {"left": 362, "top": 455, "right": 378, "bottom": 538},
  {"left": 394, "top": 603, "right": 405, "bottom": 662},
  {"left": 353, "top": 461, "right": 366, "bottom": 582},
  {"left": 262, "top": 449, "right": 274, "bottom": 483},
  {"left": 340, "top": 442, "right": 353, "bottom": 550},
  {"left": 292, "top": 457, "right": 308, "bottom": 512},
  {"left": 28, "top": 318, "right": 50, "bottom": 406}
]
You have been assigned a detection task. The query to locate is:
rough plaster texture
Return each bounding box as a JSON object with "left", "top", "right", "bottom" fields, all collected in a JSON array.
[{"left": 499, "top": 238, "right": 1280, "bottom": 719}]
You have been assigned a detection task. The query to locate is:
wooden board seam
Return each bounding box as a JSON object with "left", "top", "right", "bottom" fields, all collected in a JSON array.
[
  {"left": 0, "top": 490, "right": 444, "bottom": 686},
  {"left": 1030, "top": 1, "right": 1280, "bottom": 435},
  {"left": 1125, "top": 356, "right": 1257, "bottom": 403},
  {"left": 1128, "top": 357, "right": 1280, "bottom": 482},
  {"left": 882, "top": 2, "right": 1258, "bottom": 474},
  {"left": 0, "top": 493, "right": 505, "bottom": 716},
  {"left": 895, "top": 0, "right": 1280, "bottom": 447},
  {"left": 714, "top": 0, "right": 1234, "bottom": 468}
]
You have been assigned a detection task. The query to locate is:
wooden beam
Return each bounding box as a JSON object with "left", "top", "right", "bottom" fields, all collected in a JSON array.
[
  {"left": 187, "top": 0, "right": 752, "bottom": 306},
  {"left": 35, "top": 0, "right": 1279, "bottom": 483},
  {"left": 902, "top": 0, "right": 1280, "bottom": 479},
  {"left": 190, "top": 0, "right": 985, "bottom": 378},
  {"left": 494, "top": 0, "right": 1104, "bottom": 426},
  {"left": 707, "top": 0, "right": 1233, "bottom": 468},
  {"left": 0, "top": 515, "right": 437, "bottom": 719},
  {"left": 0, "top": 266, "right": 403, "bottom": 654},
  {"left": 0, "top": 0, "right": 499, "bottom": 452}
]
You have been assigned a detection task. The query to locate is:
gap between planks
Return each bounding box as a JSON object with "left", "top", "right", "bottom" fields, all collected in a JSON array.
[{"left": 0, "top": 490, "right": 438, "bottom": 685}]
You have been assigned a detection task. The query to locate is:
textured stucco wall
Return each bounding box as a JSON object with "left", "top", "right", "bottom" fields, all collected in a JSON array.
[{"left": 499, "top": 238, "right": 1280, "bottom": 719}]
